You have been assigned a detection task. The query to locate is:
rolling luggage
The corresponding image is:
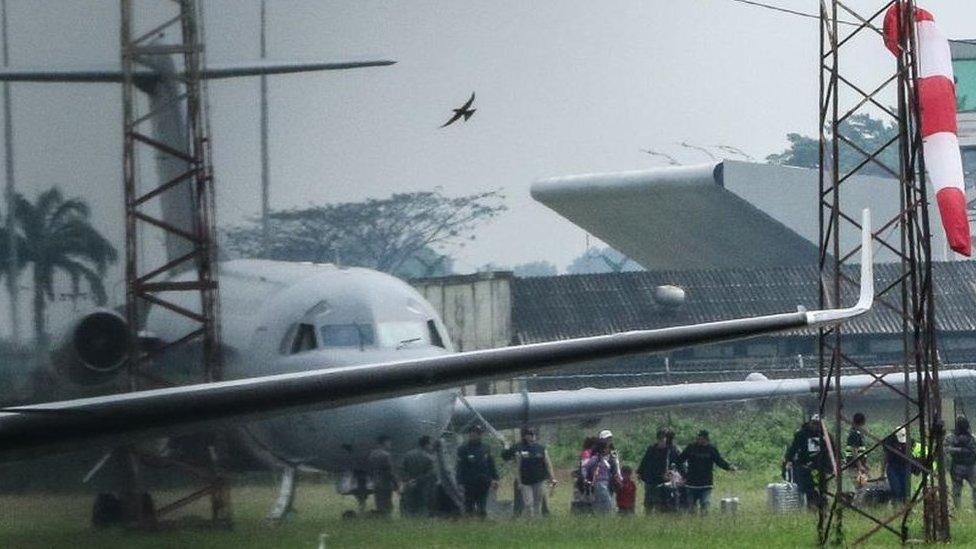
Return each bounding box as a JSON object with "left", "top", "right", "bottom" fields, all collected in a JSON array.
[{"left": 767, "top": 468, "right": 803, "bottom": 512}]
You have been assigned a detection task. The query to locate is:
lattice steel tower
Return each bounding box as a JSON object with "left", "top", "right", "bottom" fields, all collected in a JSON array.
[
  {"left": 818, "top": 0, "right": 948, "bottom": 544},
  {"left": 120, "top": 0, "right": 225, "bottom": 525}
]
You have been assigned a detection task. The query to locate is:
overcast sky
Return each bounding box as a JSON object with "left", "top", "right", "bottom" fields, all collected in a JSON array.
[{"left": 3, "top": 0, "right": 976, "bottom": 294}]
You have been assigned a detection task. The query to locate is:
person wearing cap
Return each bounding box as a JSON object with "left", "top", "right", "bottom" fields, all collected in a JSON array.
[
  {"left": 946, "top": 416, "right": 976, "bottom": 510},
  {"left": 501, "top": 426, "right": 557, "bottom": 517},
  {"left": 583, "top": 439, "right": 616, "bottom": 514},
  {"left": 456, "top": 424, "right": 499, "bottom": 518},
  {"left": 675, "top": 430, "right": 735, "bottom": 514},
  {"left": 368, "top": 435, "right": 399, "bottom": 517},
  {"left": 598, "top": 429, "right": 624, "bottom": 489},
  {"left": 883, "top": 427, "right": 911, "bottom": 503},
  {"left": 637, "top": 428, "right": 682, "bottom": 513},
  {"left": 784, "top": 414, "right": 825, "bottom": 509}
]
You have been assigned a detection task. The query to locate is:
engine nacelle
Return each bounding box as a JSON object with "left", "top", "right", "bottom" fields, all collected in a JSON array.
[{"left": 51, "top": 310, "right": 130, "bottom": 386}]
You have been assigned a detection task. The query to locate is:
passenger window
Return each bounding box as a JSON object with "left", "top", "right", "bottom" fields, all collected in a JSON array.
[
  {"left": 427, "top": 320, "right": 445, "bottom": 349},
  {"left": 290, "top": 323, "right": 317, "bottom": 354},
  {"left": 320, "top": 324, "right": 375, "bottom": 348}
]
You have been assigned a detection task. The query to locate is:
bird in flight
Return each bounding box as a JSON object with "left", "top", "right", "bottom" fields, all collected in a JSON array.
[{"left": 441, "top": 92, "right": 476, "bottom": 128}]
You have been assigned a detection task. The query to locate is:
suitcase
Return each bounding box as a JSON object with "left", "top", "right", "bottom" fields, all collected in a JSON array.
[{"left": 767, "top": 469, "right": 803, "bottom": 512}]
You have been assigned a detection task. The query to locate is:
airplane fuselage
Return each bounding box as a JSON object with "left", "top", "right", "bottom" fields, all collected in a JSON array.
[{"left": 145, "top": 259, "right": 459, "bottom": 471}]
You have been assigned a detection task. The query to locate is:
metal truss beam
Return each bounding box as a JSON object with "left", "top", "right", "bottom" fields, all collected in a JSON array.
[{"left": 818, "top": 0, "right": 948, "bottom": 544}]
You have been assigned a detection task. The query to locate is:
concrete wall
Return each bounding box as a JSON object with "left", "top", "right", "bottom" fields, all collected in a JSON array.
[
  {"left": 412, "top": 272, "right": 514, "bottom": 352},
  {"left": 412, "top": 272, "right": 514, "bottom": 394}
]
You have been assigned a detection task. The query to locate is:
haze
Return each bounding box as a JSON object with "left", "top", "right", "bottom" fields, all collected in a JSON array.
[{"left": 1, "top": 0, "right": 973, "bottom": 337}]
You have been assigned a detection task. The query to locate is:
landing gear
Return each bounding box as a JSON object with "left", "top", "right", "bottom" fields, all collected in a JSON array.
[
  {"left": 267, "top": 466, "right": 297, "bottom": 523},
  {"left": 91, "top": 492, "right": 155, "bottom": 529}
]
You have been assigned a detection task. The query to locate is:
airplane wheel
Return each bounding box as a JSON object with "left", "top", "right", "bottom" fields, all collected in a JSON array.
[{"left": 92, "top": 493, "right": 123, "bottom": 528}]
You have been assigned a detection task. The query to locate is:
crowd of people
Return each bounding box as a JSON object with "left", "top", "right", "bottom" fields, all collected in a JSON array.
[
  {"left": 570, "top": 427, "right": 737, "bottom": 516},
  {"left": 360, "top": 411, "right": 976, "bottom": 519},
  {"left": 781, "top": 412, "right": 976, "bottom": 511},
  {"left": 364, "top": 422, "right": 739, "bottom": 519}
]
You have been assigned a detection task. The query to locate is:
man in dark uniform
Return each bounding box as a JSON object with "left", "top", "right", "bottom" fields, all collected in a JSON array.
[
  {"left": 784, "top": 414, "right": 825, "bottom": 510},
  {"left": 502, "top": 426, "right": 557, "bottom": 517},
  {"left": 368, "top": 435, "right": 399, "bottom": 517},
  {"left": 946, "top": 416, "right": 976, "bottom": 510},
  {"left": 676, "top": 430, "right": 735, "bottom": 514},
  {"left": 456, "top": 425, "right": 499, "bottom": 517},
  {"left": 637, "top": 429, "right": 681, "bottom": 513},
  {"left": 400, "top": 435, "right": 436, "bottom": 517}
]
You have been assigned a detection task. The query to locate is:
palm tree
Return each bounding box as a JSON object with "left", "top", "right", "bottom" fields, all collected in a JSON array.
[
  {"left": 0, "top": 209, "right": 28, "bottom": 341},
  {"left": 11, "top": 188, "right": 117, "bottom": 346}
]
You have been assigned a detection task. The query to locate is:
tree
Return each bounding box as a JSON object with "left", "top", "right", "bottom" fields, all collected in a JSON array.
[
  {"left": 3, "top": 189, "right": 118, "bottom": 345},
  {"left": 766, "top": 113, "right": 899, "bottom": 177},
  {"left": 566, "top": 246, "right": 641, "bottom": 274},
  {"left": 224, "top": 189, "right": 507, "bottom": 279},
  {"left": 767, "top": 112, "right": 976, "bottom": 184},
  {"left": 512, "top": 261, "right": 558, "bottom": 278}
]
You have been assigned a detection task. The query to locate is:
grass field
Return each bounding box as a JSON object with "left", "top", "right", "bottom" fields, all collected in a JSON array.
[
  {"left": 2, "top": 404, "right": 971, "bottom": 547},
  {"left": 3, "top": 468, "right": 976, "bottom": 548}
]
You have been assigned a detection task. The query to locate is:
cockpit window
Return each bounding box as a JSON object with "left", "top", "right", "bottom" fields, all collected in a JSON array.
[
  {"left": 320, "top": 324, "right": 375, "bottom": 348},
  {"left": 427, "top": 320, "right": 446, "bottom": 349},
  {"left": 290, "top": 323, "right": 317, "bottom": 354},
  {"left": 376, "top": 321, "right": 431, "bottom": 348}
]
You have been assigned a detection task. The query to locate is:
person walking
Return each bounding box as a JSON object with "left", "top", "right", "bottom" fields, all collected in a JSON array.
[
  {"left": 616, "top": 465, "right": 638, "bottom": 515},
  {"left": 599, "top": 429, "right": 623, "bottom": 486},
  {"left": 846, "top": 413, "right": 869, "bottom": 480},
  {"left": 946, "top": 416, "right": 976, "bottom": 510},
  {"left": 502, "top": 426, "right": 557, "bottom": 517},
  {"left": 368, "top": 435, "right": 399, "bottom": 517},
  {"left": 583, "top": 440, "right": 616, "bottom": 514},
  {"left": 637, "top": 429, "right": 681, "bottom": 513},
  {"left": 883, "top": 427, "right": 911, "bottom": 504},
  {"left": 784, "top": 414, "right": 825, "bottom": 509},
  {"left": 400, "top": 435, "right": 437, "bottom": 517},
  {"left": 571, "top": 436, "right": 597, "bottom": 514},
  {"left": 676, "top": 430, "right": 735, "bottom": 515},
  {"left": 456, "top": 425, "right": 499, "bottom": 518}
]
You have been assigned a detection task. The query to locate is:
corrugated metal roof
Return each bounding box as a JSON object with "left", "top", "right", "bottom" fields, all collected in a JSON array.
[{"left": 512, "top": 262, "right": 976, "bottom": 344}]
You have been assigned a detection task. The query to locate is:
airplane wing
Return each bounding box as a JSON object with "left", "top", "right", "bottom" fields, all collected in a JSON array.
[
  {"left": 452, "top": 370, "right": 976, "bottom": 430},
  {"left": 0, "top": 212, "right": 874, "bottom": 460},
  {"left": 0, "top": 59, "right": 396, "bottom": 83}
]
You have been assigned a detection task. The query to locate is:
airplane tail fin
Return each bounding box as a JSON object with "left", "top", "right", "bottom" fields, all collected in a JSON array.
[{"left": 0, "top": 59, "right": 396, "bottom": 83}]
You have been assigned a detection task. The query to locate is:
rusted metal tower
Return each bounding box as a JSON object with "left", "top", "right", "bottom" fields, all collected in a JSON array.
[
  {"left": 120, "top": 0, "right": 226, "bottom": 526},
  {"left": 818, "top": 0, "right": 949, "bottom": 544}
]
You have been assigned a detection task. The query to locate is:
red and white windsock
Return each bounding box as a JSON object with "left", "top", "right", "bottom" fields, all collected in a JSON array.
[{"left": 884, "top": 5, "right": 972, "bottom": 257}]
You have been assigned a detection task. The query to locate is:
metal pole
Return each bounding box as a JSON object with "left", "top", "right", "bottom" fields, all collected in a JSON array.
[
  {"left": 259, "top": 0, "right": 270, "bottom": 252},
  {"left": 1, "top": 0, "right": 18, "bottom": 343}
]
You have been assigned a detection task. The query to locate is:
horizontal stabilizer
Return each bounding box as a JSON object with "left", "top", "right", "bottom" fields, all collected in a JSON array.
[
  {"left": 454, "top": 369, "right": 976, "bottom": 429},
  {"left": 0, "top": 59, "right": 395, "bottom": 83}
]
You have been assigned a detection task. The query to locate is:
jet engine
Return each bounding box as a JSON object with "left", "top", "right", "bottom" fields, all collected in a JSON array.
[{"left": 51, "top": 310, "right": 130, "bottom": 385}]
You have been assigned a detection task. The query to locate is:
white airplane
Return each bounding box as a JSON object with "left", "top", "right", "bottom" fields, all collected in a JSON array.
[{"left": 0, "top": 47, "right": 964, "bottom": 524}]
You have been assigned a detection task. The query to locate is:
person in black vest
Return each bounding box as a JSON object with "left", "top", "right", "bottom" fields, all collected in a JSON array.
[
  {"left": 784, "top": 414, "right": 825, "bottom": 509},
  {"left": 676, "top": 430, "right": 735, "bottom": 514},
  {"left": 637, "top": 428, "right": 681, "bottom": 513},
  {"left": 946, "top": 416, "right": 976, "bottom": 510},
  {"left": 502, "top": 426, "right": 557, "bottom": 517},
  {"left": 456, "top": 424, "right": 499, "bottom": 518}
]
